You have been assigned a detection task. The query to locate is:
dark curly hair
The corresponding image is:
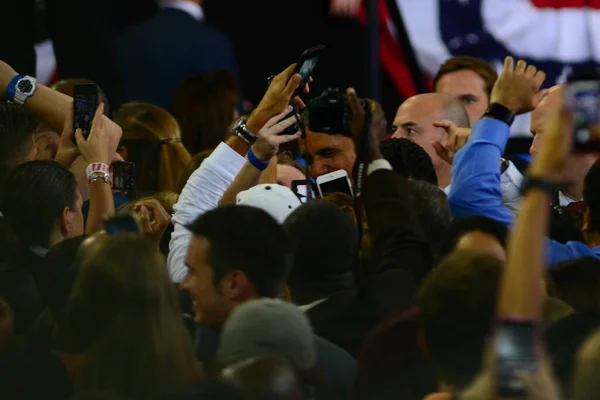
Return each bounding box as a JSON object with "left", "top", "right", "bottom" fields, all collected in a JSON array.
[{"left": 379, "top": 138, "right": 438, "bottom": 186}]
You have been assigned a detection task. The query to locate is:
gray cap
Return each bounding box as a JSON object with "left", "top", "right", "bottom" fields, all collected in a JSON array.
[{"left": 217, "top": 298, "right": 317, "bottom": 371}]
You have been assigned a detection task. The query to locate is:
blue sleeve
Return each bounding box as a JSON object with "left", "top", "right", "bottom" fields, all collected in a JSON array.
[
  {"left": 448, "top": 118, "right": 515, "bottom": 227},
  {"left": 546, "top": 238, "right": 600, "bottom": 266}
]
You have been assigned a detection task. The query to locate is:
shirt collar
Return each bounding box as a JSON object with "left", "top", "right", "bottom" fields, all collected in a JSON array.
[
  {"left": 558, "top": 190, "right": 582, "bottom": 207},
  {"left": 162, "top": 1, "right": 205, "bottom": 21},
  {"left": 297, "top": 298, "right": 328, "bottom": 312}
]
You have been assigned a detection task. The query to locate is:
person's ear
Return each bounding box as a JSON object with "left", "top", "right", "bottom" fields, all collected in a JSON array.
[
  {"left": 222, "top": 270, "right": 250, "bottom": 301},
  {"left": 59, "top": 205, "right": 73, "bottom": 236},
  {"left": 117, "top": 145, "right": 128, "bottom": 161}
]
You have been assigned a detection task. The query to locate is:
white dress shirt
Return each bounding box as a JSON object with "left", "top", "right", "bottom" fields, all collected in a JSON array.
[
  {"left": 558, "top": 191, "right": 581, "bottom": 207},
  {"left": 443, "top": 160, "right": 524, "bottom": 214},
  {"left": 168, "top": 142, "right": 246, "bottom": 282},
  {"left": 162, "top": 0, "right": 205, "bottom": 21}
]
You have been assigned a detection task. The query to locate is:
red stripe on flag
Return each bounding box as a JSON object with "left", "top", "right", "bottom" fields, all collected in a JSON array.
[
  {"left": 358, "top": 0, "right": 423, "bottom": 99},
  {"left": 529, "top": 0, "right": 594, "bottom": 8}
]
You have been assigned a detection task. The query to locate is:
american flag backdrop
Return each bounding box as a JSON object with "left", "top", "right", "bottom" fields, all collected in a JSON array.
[{"left": 364, "top": 0, "right": 600, "bottom": 135}]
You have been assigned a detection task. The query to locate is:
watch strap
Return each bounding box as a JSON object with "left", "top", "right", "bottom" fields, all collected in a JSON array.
[
  {"left": 235, "top": 121, "right": 258, "bottom": 145},
  {"left": 483, "top": 103, "right": 516, "bottom": 127},
  {"left": 520, "top": 176, "right": 559, "bottom": 196},
  {"left": 4, "top": 74, "right": 23, "bottom": 102}
]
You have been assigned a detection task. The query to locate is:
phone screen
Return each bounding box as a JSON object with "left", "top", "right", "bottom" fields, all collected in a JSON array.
[
  {"left": 104, "top": 214, "right": 141, "bottom": 235},
  {"left": 567, "top": 79, "right": 600, "bottom": 151},
  {"left": 111, "top": 161, "right": 136, "bottom": 192},
  {"left": 291, "top": 180, "right": 313, "bottom": 203},
  {"left": 495, "top": 321, "right": 539, "bottom": 397},
  {"left": 73, "top": 84, "right": 99, "bottom": 140},
  {"left": 298, "top": 56, "right": 320, "bottom": 85},
  {"left": 318, "top": 176, "right": 353, "bottom": 197}
]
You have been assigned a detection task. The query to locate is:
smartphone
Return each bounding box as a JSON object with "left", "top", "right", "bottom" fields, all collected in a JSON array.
[
  {"left": 73, "top": 83, "right": 99, "bottom": 141},
  {"left": 566, "top": 71, "right": 600, "bottom": 151},
  {"left": 293, "top": 45, "right": 325, "bottom": 95},
  {"left": 494, "top": 319, "right": 541, "bottom": 397},
  {"left": 291, "top": 179, "right": 314, "bottom": 203},
  {"left": 103, "top": 213, "right": 141, "bottom": 235},
  {"left": 316, "top": 170, "right": 353, "bottom": 198},
  {"left": 111, "top": 161, "right": 136, "bottom": 192}
]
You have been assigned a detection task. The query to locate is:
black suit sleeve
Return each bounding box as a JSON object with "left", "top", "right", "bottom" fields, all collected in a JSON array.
[{"left": 363, "top": 168, "right": 432, "bottom": 282}]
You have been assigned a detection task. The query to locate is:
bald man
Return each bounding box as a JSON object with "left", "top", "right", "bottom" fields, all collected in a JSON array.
[
  {"left": 391, "top": 93, "right": 469, "bottom": 188},
  {"left": 530, "top": 85, "right": 599, "bottom": 206}
]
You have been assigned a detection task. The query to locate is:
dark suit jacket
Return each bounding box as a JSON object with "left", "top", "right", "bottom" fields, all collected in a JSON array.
[
  {"left": 117, "top": 8, "right": 238, "bottom": 109},
  {"left": 306, "top": 169, "right": 432, "bottom": 357}
]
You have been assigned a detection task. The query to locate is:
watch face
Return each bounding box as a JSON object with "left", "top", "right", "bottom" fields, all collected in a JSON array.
[
  {"left": 232, "top": 117, "right": 246, "bottom": 133},
  {"left": 17, "top": 79, "right": 33, "bottom": 94}
]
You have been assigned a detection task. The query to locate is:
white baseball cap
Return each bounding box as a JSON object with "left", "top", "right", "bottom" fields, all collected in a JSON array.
[{"left": 236, "top": 184, "right": 302, "bottom": 224}]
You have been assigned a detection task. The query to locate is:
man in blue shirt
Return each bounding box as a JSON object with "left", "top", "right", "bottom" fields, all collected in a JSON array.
[{"left": 449, "top": 56, "right": 600, "bottom": 265}]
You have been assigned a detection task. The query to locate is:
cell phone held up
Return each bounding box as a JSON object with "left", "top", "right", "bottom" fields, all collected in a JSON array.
[
  {"left": 265, "top": 45, "right": 325, "bottom": 135},
  {"left": 73, "top": 83, "right": 99, "bottom": 141},
  {"left": 111, "top": 161, "right": 136, "bottom": 192},
  {"left": 494, "top": 318, "right": 541, "bottom": 398},
  {"left": 316, "top": 169, "right": 353, "bottom": 198},
  {"left": 566, "top": 70, "right": 600, "bottom": 152}
]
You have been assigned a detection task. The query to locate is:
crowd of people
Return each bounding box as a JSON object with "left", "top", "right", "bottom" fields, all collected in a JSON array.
[{"left": 1, "top": 1, "right": 600, "bottom": 399}]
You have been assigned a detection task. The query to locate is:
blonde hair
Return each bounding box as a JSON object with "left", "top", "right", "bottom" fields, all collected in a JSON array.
[{"left": 114, "top": 102, "right": 192, "bottom": 193}]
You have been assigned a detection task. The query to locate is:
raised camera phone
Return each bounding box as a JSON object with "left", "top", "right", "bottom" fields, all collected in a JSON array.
[
  {"left": 103, "top": 213, "right": 141, "bottom": 235},
  {"left": 265, "top": 45, "right": 325, "bottom": 135},
  {"left": 111, "top": 161, "right": 136, "bottom": 192},
  {"left": 567, "top": 71, "right": 600, "bottom": 152},
  {"left": 308, "top": 88, "right": 368, "bottom": 136},
  {"left": 293, "top": 45, "right": 325, "bottom": 95},
  {"left": 73, "top": 83, "right": 99, "bottom": 140},
  {"left": 316, "top": 170, "right": 353, "bottom": 198},
  {"left": 291, "top": 179, "right": 314, "bottom": 203},
  {"left": 494, "top": 319, "right": 540, "bottom": 397}
]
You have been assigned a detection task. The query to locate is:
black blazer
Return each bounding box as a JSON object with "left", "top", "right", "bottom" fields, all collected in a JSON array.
[
  {"left": 306, "top": 169, "right": 432, "bottom": 357},
  {"left": 117, "top": 8, "right": 238, "bottom": 109}
]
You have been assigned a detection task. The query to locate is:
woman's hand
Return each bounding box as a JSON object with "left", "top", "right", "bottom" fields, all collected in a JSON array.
[
  {"left": 134, "top": 199, "right": 171, "bottom": 244},
  {"left": 251, "top": 106, "right": 302, "bottom": 162},
  {"left": 75, "top": 103, "right": 111, "bottom": 165}
]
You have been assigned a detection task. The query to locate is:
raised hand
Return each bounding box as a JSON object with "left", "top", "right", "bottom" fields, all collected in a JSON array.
[
  {"left": 347, "top": 87, "right": 387, "bottom": 159},
  {"left": 135, "top": 199, "right": 171, "bottom": 244},
  {"left": 431, "top": 120, "right": 472, "bottom": 165},
  {"left": 251, "top": 106, "right": 302, "bottom": 162},
  {"left": 247, "top": 64, "right": 306, "bottom": 133},
  {"left": 490, "top": 57, "right": 548, "bottom": 115},
  {"left": 330, "top": 0, "right": 362, "bottom": 17},
  {"left": 75, "top": 103, "right": 111, "bottom": 165}
]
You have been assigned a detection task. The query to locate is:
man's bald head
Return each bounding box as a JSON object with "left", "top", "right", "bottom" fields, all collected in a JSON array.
[
  {"left": 436, "top": 93, "right": 471, "bottom": 129},
  {"left": 391, "top": 93, "right": 469, "bottom": 186}
]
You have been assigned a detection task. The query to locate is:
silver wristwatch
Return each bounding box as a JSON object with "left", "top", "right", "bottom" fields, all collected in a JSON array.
[
  {"left": 13, "top": 76, "right": 37, "bottom": 105},
  {"left": 232, "top": 117, "right": 258, "bottom": 145}
]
